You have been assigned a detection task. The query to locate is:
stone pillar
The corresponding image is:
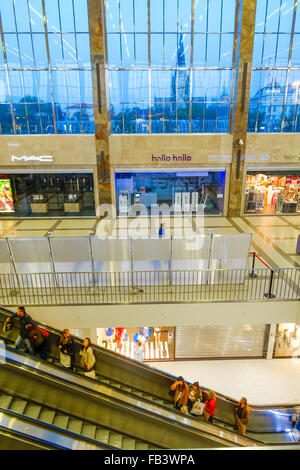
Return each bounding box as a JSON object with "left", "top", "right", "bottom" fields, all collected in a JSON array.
[
  {"left": 266, "top": 324, "right": 277, "bottom": 360},
  {"left": 87, "top": 0, "right": 111, "bottom": 209},
  {"left": 228, "top": 0, "right": 257, "bottom": 217}
]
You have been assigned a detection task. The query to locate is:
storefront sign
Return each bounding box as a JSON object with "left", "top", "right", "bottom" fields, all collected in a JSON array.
[
  {"left": 286, "top": 176, "right": 292, "bottom": 184},
  {"left": 11, "top": 155, "right": 54, "bottom": 163},
  {"left": 152, "top": 154, "right": 192, "bottom": 162}
]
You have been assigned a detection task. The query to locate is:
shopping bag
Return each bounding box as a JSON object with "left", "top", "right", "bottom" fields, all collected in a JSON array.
[
  {"left": 180, "top": 404, "right": 189, "bottom": 414},
  {"left": 191, "top": 400, "right": 205, "bottom": 416},
  {"left": 38, "top": 327, "right": 49, "bottom": 337},
  {"left": 60, "top": 352, "right": 71, "bottom": 368},
  {"left": 84, "top": 370, "right": 96, "bottom": 379}
]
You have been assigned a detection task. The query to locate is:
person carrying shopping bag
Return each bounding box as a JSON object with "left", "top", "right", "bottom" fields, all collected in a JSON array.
[
  {"left": 79, "top": 338, "right": 96, "bottom": 379},
  {"left": 57, "top": 329, "right": 75, "bottom": 370}
]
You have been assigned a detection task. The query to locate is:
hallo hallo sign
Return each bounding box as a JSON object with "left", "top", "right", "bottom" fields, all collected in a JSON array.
[{"left": 11, "top": 155, "right": 54, "bottom": 162}]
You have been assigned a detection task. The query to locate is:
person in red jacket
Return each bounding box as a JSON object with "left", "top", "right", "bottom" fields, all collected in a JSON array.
[
  {"left": 203, "top": 390, "right": 216, "bottom": 424},
  {"left": 115, "top": 327, "right": 124, "bottom": 351}
]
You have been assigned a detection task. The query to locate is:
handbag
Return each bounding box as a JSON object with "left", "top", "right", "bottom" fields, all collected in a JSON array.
[
  {"left": 191, "top": 400, "right": 205, "bottom": 416},
  {"left": 180, "top": 404, "right": 189, "bottom": 415},
  {"left": 60, "top": 352, "right": 71, "bottom": 368},
  {"left": 3, "top": 321, "right": 12, "bottom": 332}
]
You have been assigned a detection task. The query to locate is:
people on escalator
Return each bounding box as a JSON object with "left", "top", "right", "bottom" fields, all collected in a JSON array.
[
  {"left": 79, "top": 338, "right": 96, "bottom": 379},
  {"left": 4, "top": 306, "right": 35, "bottom": 355},
  {"left": 203, "top": 390, "right": 216, "bottom": 424},
  {"left": 170, "top": 376, "right": 189, "bottom": 411},
  {"left": 188, "top": 381, "right": 203, "bottom": 413},
  {"left": 57, "top": 329, "right": 75, "bottom": 370},
  {"left": 25, "top": 323, "right": 48, "bottom": 361},
  {"left": 235, "top": 397, "right": 250, "bottom": 436}
]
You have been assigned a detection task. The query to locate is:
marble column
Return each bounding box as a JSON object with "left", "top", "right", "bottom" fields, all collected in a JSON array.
[
  {"left": 228, "top": 0, "right": 257, "bottom": 217},
  {"left": 87, "top": 0, "right": 111, "bottom": 208}
]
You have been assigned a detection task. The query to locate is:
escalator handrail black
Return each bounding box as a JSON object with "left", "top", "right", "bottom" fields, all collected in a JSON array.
[{"left": 1, "top": 305, "right": 299, "bottom": 411}]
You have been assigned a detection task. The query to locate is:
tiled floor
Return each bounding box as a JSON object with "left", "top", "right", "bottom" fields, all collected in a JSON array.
[
  {"left": 149, "top": 358, "right": 300, "bottom": 405},
  {"left": 1, "top": 214, "right": 299, "bottom": 267}
]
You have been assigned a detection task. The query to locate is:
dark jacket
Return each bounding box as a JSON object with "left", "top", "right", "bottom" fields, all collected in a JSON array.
[
  {"left": 27, "top": 325, "right": 45, "bottom": 348},
  {"left": 56, "top": 336, "right": 75, "bottom": 357},
  {"left": 10, "top": 312, "right": 35, "bottom": 338}
]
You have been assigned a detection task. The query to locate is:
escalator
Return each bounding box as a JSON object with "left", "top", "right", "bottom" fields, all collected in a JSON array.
[{"left": 0, "top": 306, "right": 298, "bottom": 449}]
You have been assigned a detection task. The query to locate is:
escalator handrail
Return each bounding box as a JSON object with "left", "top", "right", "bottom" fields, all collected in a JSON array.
[
  {"left": 1, "top": 305, "right": 299, "bottom": 411},
  {"left": 0, "top": 407, "right": 113, "bottom": 450}
]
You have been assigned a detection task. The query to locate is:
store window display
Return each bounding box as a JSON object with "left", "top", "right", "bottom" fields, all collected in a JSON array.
[
  {"left": 274, "top": 324, "right": 300, "bottom": 358},
  {"left": 115, "top": 170, "right": 226, "bottom": 216},
  {"left": 0, "top": 172, "right": 95, "bottom": 218},
  {"left": 245, "top": 170, "right": 300, "bottom": 215},
  {"left": 97, "top": 326, "right": 175, "bottom": 361}
]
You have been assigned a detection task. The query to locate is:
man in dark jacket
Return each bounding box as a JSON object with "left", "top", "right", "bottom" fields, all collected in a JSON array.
[{"left": 4, "top": 306, "right": 35, "bottom": 355}]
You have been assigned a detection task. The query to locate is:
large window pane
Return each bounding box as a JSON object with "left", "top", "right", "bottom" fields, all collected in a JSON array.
[
  {"left": 120, "top": 0, "right": 134, "bottom": 33},
  {"left": 194, "top": 0, "right": 208, "bottom": 33},
  {"left": 193, "top": 34, "right": 206, "bottom": 66},
  {"left": 222, "top": 0, "right": 236, "bottom": 32},
  {"left": 59, "top": 0, "right": 75, "bottom": 32},
  {"left": 150, "top": 34, "right": 164, "bottom": 66},
  {"left": 206, "top": 34, "right": 220, "bottom": 66},
  {"left": 32, "top": 34, "right": 48, "bottom": 67},
  {"left": 14, "top": 0, "right": 31, "bottom": 32},
  {"left": 19, "top": 34, "right": 34, "bottom": 67},
  {"left": 275, "top": 34, "right": 290, "bottom": 66},
  {"left": 207, "top": 0, "right": 222, "bottom": 32},
  {"left": 4, "top": 34, "right": 21, "bottom": 67},
  {"left": 73, "top": 0, "right": 89, "bottom": 32},
  {"left": 45, "top": 0, "right": 61, "bottom": 32},
  {"left": 165, "top": 0, "right": 178, "bottom": 32},
  {"left": 121, "top": 33, "right": 135, "bottom": 67},
  {"left": 135, "top": 34, "right": 148, "bottom": 66},
  {"left": 0, "top": 0, "right": 16, "bottom": 32},
  {"left": 134, "top": 0, "right": 148, "bottom": 33},
  {"left": 219, "top": 34, "right": 234, "bottom": 67},
  {"left": 28, "top": 0, "right": 45, "bottom": 33}
]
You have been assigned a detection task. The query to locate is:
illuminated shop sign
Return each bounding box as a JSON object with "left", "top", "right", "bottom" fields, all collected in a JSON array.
[
  {"left": 11, "top": 155, "right": 54, "bottom": 162},
  {"left": 152, "top": 154, "right": 192, "bottom": 162}
]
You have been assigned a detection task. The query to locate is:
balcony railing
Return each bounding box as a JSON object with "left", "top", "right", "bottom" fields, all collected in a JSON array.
[{"left": 0, "top": 267, "right": 299, "bottom": 305}]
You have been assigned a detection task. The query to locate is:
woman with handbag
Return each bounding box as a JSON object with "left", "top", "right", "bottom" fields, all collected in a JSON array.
[
  {"left": 57, "top": 329, "right": 75, "bottom": 370},
  {"left": 188, "top": 381, "right": 203, "bottom": 413},
  {"left": 170, "top": 376, "right": 189, "bottom": 412},
  {"left": 79, "top": 338, "right": 96, "bottom": 379}
]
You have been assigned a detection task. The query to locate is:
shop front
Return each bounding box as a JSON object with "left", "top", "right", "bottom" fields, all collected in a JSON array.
[
  {"left": 97, "top": 326, "right": 175, "bottom": 362},
  {"left": 274, "top": 323, "right": 300, "bottom": 358},
  {"left": 244, "top": 168, "right": 300, "bottom": 215},
  {"left": 0, "top": 170, "right": 96, "bottom": 217},
  {"left": 0, "top": 134, "right": 98, "bottom": 218},
  {"left": 114, "top": 168, "right": 227, "bottom": 216}
]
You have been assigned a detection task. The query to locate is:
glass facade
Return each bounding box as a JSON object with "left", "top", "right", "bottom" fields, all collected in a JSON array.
[
  {"left": 248, "top": 0, "right": 300, "bottom": 132},
  {"left": 0, "top": 0, "right": 94, "bottom": 135},
  {"left": 105, "top": 0, "right": 238, "bottom": 134},
  {"left": 244, "top": 169, "right": 300, "bottom": 214},
  {"left": 0, "top": 172, "right": 95, "bottom": 217},
  {"left": 115, "top": 170, "right": 226, "bottom": 215}
]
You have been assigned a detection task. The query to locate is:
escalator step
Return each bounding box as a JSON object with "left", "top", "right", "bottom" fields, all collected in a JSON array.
[
  {"left": 135, "top": 442, "right": 149, "bottom": 450},
  {"left": 53, "top": 414, "right": 69, "bottom": 429},
  {"left": 39, "top": 409, "right": 56, "bottom": 425},
  {"left": 0, "top": 393, "right": 14, "bottom": 410},
  {"left": 112, "top": 383, "right": 121, "bottom": 388},
  {"left": 25, "top": 404, "right": 42, "bottom": 420},
  {"left": 122, "top": 437, "right": 136, "bottom": 450},
  {"left": 100, "top": 379, "right": 111, "bottom": 384},
  {"left": 81, "top": 424, "right": 97, "bottom": 440},
  {"left": 10, "top": 399, "right": 28, "bottom": 415},
  {"left": 134, "top": 392, "right": 144, "bottom": 396},
  {"left": 95, "top": 428, "right": 109, "bottom": 444},
  {"left": 109, "top": 432, "right": 123, "bottom": 448},
  {"left": 68, "top": 419, "right": 83, "bottom": 435}
]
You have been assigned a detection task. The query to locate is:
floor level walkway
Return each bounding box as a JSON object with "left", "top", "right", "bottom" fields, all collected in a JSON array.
[{"left": 149, "top": 358, "right": 300, "bottom": 406}]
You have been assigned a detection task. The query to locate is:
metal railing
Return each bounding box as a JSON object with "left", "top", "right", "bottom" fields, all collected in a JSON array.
[{"left": 0, "top": 266, "right": 299, "bottom": 305}]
